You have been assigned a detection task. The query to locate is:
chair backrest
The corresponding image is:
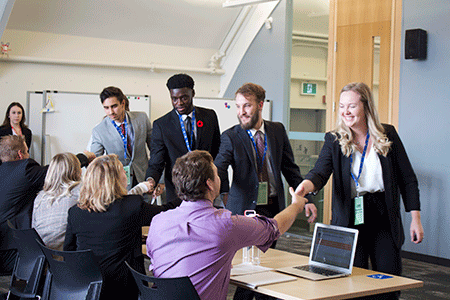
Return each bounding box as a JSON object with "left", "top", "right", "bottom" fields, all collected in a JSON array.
[
  {"left": 37, "top": 242, "right": 103, "bottom": 300},
  {"left": 6, "top": 220, "right": 46, "bottom": 299},
  {"left": 125, "top": 261, "right": 200, "bottom": 300}
]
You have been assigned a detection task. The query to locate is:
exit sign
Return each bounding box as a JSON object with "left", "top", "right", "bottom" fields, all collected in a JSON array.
[{"left": 301, "top": 82, "right": 317, "bottom": 95}]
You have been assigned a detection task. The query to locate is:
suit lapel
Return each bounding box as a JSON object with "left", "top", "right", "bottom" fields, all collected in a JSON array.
[
  {"left": 264, "top": 121, "right": 277, "bottom": 172},
  {"left": 378, "top": 154, "right": 392, "bottom": 207},
  {"left": 127, "top": 112, "right": 136, "bottom": 159},
  {"left": 236, "top": 126, "right": 258, "bottom": 172},
  {"left": 170, "top": 109, "right": 188, "bottom": 151},
  {"left": 194, "top": 106, "right": 202, "bottom": 149},
  {"left": 342, "top": 152, "right": 352, "bottom": 202}
]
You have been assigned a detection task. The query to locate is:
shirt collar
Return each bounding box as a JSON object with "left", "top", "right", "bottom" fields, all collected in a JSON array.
[
  {"left": 175, "top": 109, "right": 194, "bottom": 121},
  {"left": 113, "top": 111, "right": 129, "bottom": 126},
  {"left": 249, "top": 120, "right": 265, "bottom": 136},
  {"left": 180, "top": 199, "right": 214, "bottom": 208}
]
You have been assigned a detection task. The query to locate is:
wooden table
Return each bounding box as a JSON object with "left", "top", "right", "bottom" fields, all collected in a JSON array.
[
  {"left": 230, "top": 248, "right": 423, "bottom": 300},
  {"left": 142, "top": 227, "right": 422, "bottom": 299}
]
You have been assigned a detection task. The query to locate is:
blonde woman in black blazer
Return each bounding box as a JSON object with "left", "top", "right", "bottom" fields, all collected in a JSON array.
[
  {"left": 297, "top": 82, "right": 423, "bottom": 300},
  {"left": 64, "top": 154, "right": 179, "bottom": 300}
]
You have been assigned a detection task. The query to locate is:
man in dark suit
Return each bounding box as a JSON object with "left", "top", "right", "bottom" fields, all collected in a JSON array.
[
  {"left": 146, "top": 74, "right": 221, "bottom": 202},
  {"left": 214, "top": 83, "right": 317, "bottom": 300},
  {"left": 0, "top": 135, "right": 93, "bottom": 276}
]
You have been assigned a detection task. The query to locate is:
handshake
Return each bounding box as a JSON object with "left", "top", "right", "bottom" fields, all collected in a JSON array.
[{"left": 143, "top": 177, "right": 165, "bottom": 197}]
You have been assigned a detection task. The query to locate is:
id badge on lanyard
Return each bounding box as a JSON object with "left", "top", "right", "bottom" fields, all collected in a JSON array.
[
  {"left": 124, "top": 165, "right": 131, "bottom": 186},
  {"left": 257, "top": 182, "right": 268, "bottom": 205},
  {"left": 354, "top": 196, "right": 364, "bottom": 225}
]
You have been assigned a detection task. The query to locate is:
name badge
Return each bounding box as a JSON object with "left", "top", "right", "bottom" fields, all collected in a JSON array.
[
  {"left": 354, "top": 196, "right": 364, "bottom": 225},
  {"left": 257, "top": 182, "right": 268, "bottom": 205},
  {"left": 124, "top": 165, "right": 131, "bottom": 186}
]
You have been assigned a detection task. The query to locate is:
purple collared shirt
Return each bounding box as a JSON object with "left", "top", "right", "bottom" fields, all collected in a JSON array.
[{"left": 146, "top": 200, "right": 280, "bottom": 300}]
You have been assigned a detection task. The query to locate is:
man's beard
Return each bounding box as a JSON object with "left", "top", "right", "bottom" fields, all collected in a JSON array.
[{"left": 239, "top": 109, "right": 260, "bottom": 130}]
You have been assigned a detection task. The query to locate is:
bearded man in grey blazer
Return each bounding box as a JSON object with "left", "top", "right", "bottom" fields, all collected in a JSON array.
[{"left": 91, "top": 86, "right": 152, "bottom": 188}]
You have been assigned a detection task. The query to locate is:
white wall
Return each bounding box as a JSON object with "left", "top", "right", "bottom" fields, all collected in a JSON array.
[
  {"left": 290, "top": 45, "right": 327, "bottom": 110},
  {"left": 0, "top": 29, "right": 221, "bottom": 123},
  {"left": 399, "top": 0, "right": 450, "bottom": 260}
]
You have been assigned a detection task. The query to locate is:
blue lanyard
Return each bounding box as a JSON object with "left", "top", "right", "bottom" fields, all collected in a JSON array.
[
  {"left": 247, "top": 130, "right": 267, "bottom": 168},
  {"left": 349, "top": 131, "right": 370, "bottom": 188},
  {"left": 112, "top": 117, "right": 128, "bottom": 160},
  {"left": 178, "top": 108, "right": 195, "bottom": 152}
]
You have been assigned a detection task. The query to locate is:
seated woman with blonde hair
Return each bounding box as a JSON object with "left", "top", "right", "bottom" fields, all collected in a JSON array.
[
  {"left": 32, "top": 153, "right": 82, "bottom": 250},
  {"left": 32, "top": 153, "right": 155, "bottom": 251},
  {"left": 63, "top": 154, "right": 180, "bottom": 300}
]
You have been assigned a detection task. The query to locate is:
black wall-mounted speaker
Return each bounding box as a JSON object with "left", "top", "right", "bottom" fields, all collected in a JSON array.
[{"left": 405, "top": 29, "right": 427, "bottom": 60}]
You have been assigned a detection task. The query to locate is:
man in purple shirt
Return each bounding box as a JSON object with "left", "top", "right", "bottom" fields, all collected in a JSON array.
[{"left": 146, "top": 150, "right": 308, "bottom": 300}]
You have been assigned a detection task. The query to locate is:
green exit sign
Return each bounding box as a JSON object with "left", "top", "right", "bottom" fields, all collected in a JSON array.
[{"left": 301, "top": 82, "right": 317, "bottom": 95}]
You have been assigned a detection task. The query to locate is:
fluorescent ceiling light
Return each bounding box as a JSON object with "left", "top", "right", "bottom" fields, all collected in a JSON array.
[{"left": 223, "top": 0, "right": 278, "bottom": 8}]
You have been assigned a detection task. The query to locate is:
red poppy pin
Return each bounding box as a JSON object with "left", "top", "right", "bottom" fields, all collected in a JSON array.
[{"left": 197, "top": 120, "right": 203, "bottom": 127}]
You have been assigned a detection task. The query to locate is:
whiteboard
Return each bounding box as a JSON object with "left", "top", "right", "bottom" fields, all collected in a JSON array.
[
  {"left": 193, "top": 97, "right": 271, "bottom": 133},
  {"left": 27, "top": 91, "right": 44, "bottom": 163},
  {"left": 27, "top": 91, "right": 150, "bottom": 165}
]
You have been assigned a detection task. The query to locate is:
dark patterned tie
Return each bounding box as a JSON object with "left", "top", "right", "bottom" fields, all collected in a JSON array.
[
  {"left": 255, "top": 130, "right": 270, "bottom": 192},
  {"left": 121, "top": 123, "right": 132, "bottom": 156}
]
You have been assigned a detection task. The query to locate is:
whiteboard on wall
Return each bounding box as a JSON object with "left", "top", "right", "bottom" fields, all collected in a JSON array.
[
  {"left": 27, "top": 91, "right": 150, "bottom": 165},
  {"left": 27, "top": 91, "right": 44, "bottom": 163},
  {"left": 193, "top": 97, "right": 272, "bottom": 133}
]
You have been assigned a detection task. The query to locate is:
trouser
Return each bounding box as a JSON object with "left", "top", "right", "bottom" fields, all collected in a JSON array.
[{"left": 351, "top": 192, "right": 401, "bottom": 300}]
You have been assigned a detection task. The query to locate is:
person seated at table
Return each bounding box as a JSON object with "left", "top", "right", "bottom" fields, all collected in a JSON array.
[
  {"left": 32, "top": 153, "right": 82, "bottom": 250},
  {"left": 32, "top": 153, "right": 158, "bottom": 251},
  {"left": 64, "top": 154, "right": 180, "bottom": 300},
  {"left": 0, "top": 135, "right": 94, "bottom": 276},
  {"left": 146, "top": 150, "right": 308, "bottom": 300}
]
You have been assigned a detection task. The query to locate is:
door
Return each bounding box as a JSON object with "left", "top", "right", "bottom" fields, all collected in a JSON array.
[{"left": 324, "top": 0, "right": 401, "bottom": 223}]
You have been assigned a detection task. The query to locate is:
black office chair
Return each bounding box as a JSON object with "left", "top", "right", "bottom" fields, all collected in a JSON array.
[
  {"left": 125, "top": 261, "right": 200, "bottom": 300},
  {"left": 37, "top": 242, "right": 102, "bottom": 300},
  {"left": 5, "top": 220, "right": 46, "bottom": 300}
]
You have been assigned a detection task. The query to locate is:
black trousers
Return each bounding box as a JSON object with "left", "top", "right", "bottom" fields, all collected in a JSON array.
[
  {"left": 351, "top": 192, "right": 401, "bottom": 300},
  {"left": 233, "top": 201, "right": 280, "bottom": 300}
]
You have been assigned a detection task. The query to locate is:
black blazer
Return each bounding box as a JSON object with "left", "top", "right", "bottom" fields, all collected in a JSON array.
[
  {"left": 0, "top": 159, "right": 47, "bottom": 233},
  {"left": 64, "top": 195, "right": 180, "bottom": 300},
  {"left": 0, "top": 155, "right": 88, "bottom": 249},
  {"left": 214, "top": 120, "right": 305, "bottom": 215},
  {"left": 305, "top": 124, "right": 420, "bottom": 249},
  {"left": 0, "top": 125, "right": 32, "bottom": 149},
  {"left": 146, "top": 106, "right": 221, "bottom": 202}
]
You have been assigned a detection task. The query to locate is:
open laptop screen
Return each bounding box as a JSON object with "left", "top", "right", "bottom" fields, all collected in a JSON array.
[{"left": 310, "top": 226, "right": 357, "bottom": 269}]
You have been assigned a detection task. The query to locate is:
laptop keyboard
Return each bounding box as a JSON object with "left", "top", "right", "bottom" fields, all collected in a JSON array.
[{"left": 294, "top": 265, "right": 341, "bottom": 276}]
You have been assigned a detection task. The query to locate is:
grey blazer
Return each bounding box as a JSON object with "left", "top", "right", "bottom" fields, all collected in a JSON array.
[{"left": 91, "top": 111, "right": 152, "bottom": 183}]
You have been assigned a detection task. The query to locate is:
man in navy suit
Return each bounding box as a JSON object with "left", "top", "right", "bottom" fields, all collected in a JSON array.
[
  {"left": 146, "top": 74, "right": 221, "bottom": 203},
  {"left": 214, "top": 83, "right": 317, "bottom": 300}
]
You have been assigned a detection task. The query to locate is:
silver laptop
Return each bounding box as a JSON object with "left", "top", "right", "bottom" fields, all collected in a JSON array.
[{"left": 277, "top": 223, "right": 359, "bottom": 281}]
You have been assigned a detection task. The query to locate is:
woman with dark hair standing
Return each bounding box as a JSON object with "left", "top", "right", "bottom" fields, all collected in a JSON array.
[
  {"left": 297, "top": 82, "right": 424, "bottom": 300},
  {"left": 0, "top": 102, "right": 32, "bottom": 148}
]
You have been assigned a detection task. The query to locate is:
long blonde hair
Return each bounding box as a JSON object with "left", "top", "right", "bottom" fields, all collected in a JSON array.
[
  {"left": 42, "top": 153, "right": 81, "bottom": 205},
  {"left": 333, "top": 82, "right": 392, "bottom": 157},
  {"left": 78, "top": 154, "right": 127, "bottom": 212}
]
